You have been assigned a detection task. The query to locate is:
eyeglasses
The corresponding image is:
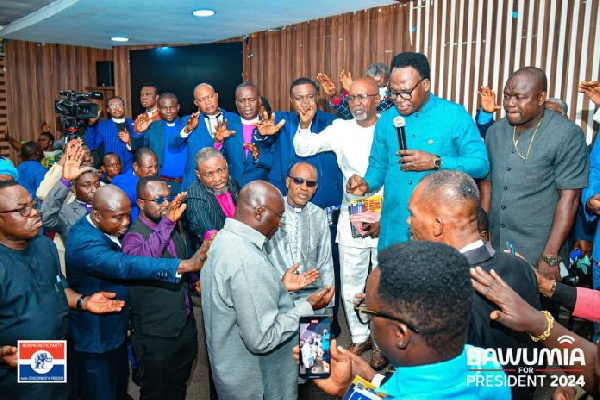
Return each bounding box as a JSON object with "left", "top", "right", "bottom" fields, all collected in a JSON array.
[
  {"left": 258, "top": 205, "right": 286, "bottom": 223},
  {"left": 387, "top": 78, "right": 425, "bottom": 100},
  {"left": 354, "top": 298, "right": 420, "bottom": 333},
  {"left": 236, "top": 97, "right": 257, "bottom": 105},
  {"left": 108, "top": 103, "right": 124, "bottom": 109},
  {"left": 288, "top": 176, "right": 318, "bottom": 188},
  {"left": 140, "top": 194, "right": 175, "bottom": 205},
  {"left": 195, "top": 93, "right": 215, "bottom": 103},
  {"left": 200, "top": 166, "right": 228, "bottom": 180},
  {"left": 347, "top": 93, "right": 379, "bottom": 102},
  {"left": 0, "top": 199, "right": 39, "bottom": 217}
]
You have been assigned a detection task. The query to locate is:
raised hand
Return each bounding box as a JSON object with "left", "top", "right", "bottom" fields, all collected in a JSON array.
[
  {"left": 316, "top": 72, "right": 338, "bottom": 98},
  {"left": 478, "top": 86, "right": 501, "bottom": 113},
  {"left": 398, "top": 149, "right": 437, "bottom": 171},
  {"left": 255, "top": 111, "right": 286, "bottom": 136},
  {"left": 307, "top": 286, "right": 335, "bottom": 310},
  {"left": 579, "top": 81, "right": 600, "bottom": 107},
  {"left": 0, "top": 346, "right": 18, "bottom": 369},
  {"left": 244, "top": 143, "right": 260, "bottom": 161},
  {"left": 214, "top": 119, "right": 236, "bottom": 143},
  {"left": 298, "top": 104, "right": 316, "bottom": 129},
  {"left": 281, "top": 263, "right": 320, "bottom": 292},
  {"left": 117, "top": 130, "right": 131, "bottom": 145},
  {"left": 469, "top": 267, "right": 548, "bottom": 334},
  {"left": 339, "top": 69, "right": 353, "bottom": 93},
  {"left": 166, "top": 192, "right": 187, "bottom": 222},
  {"left": 185, "top": 112, "right": 200, "bottom": 134},
  {"left": 134, "top": 113, "right": 152, "bottom": 133},
  {"left": 62, "top": 141, "right": 93, "bottom": 181},
  {"left": 84, "top": 292, "right": 126, "bottom": 314},
  {"left": 346, "top": 174, "right": 369, "bottom": 196}
]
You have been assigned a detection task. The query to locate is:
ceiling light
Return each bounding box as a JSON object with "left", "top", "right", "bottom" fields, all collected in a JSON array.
[
  {"left": 111, "top": 36, "right": 129, "bottom": 42},
  {"left": 192, "top": 9, "right": 215, "bottom": 17}
]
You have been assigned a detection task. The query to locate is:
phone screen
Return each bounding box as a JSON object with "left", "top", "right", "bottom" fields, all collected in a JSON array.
[{"left": 299, "top": 316, "right": 331, "bottom": 379}]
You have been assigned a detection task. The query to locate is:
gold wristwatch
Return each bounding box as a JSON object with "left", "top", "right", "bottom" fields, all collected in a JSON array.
[{"left": 542, "top": 254, "right": 561, "bottom": 267}]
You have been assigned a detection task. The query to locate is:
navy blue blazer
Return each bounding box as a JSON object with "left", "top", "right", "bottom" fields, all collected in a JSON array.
[
  {"left": 169, "top": 109, "right": 242, "bottom": 190},
  {"left": 254, "top": 110, "right": 342, "bottom": 209},
  {"left": 222, "top": 114, "right": 269, "bottom": 186},
  {"left": 65, "top": 216, "right": 180, "bottom": 353}
]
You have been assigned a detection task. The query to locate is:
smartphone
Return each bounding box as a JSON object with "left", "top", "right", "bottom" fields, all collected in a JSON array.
[
  {"left": 299, "top": 316, "right": 331, "bottom": 379},
  {"left": 506, "top": 241, "right": 515, "bottom": 255}
]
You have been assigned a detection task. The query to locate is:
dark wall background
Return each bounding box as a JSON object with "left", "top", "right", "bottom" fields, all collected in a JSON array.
[{"left": 129, "top": 42, "right": 243, "bottom": 117}]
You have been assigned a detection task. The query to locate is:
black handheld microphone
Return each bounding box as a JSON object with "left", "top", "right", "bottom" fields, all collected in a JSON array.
[{"left": 393, "top": 116, "right": 407, "bottom": 151}]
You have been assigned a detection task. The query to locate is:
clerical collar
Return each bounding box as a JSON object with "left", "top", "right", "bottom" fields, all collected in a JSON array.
[
  {"left": 242, "top": 116, "right": 259, "bottom": 125},
  {"left": 286, "top": 200, "right": 305, "bottom": 213},
  {"left": 459, "top": 240, "right": 484, "bottom": 253},
  {"left": 166, "top": 121, "right": 176, "bottom": 127},
  {"left": 205, "top": 112, "right": 222, "bottom": 120},
  {"left": 77, "top": 200, "right": 93, "bottom": 212},
  {"left": 112, "top": 117, "right": 126, "bottom": 124}
]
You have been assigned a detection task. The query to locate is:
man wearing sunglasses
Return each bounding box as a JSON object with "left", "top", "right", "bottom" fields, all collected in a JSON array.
[
  {"left": 122, "top": 177, "right": 206, "bottom": 400},
  {"left": 347, "top": 52, "right": 489, "bottom": 251},
  {"left": 265, "top": 162, "right": 335, "bottom": 317},
  {"left": 293, "top": 77, "right": 387, "bottom": 369}
]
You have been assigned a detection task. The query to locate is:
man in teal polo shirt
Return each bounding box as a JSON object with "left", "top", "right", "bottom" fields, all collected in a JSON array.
[{"left": 347, "top": 52, "right": 489, "bottom": 250}]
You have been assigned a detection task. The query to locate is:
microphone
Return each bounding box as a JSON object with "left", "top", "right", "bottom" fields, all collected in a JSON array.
[{"left": 393, "top": 116, "right": 407, "bottom": 151}]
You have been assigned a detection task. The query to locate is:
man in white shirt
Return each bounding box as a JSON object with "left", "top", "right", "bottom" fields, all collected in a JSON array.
[{"left": 293, "top": 77, "right": 386, "bottom": 369}]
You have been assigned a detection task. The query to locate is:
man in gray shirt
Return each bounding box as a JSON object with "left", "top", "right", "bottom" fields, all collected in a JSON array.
[
  {"left": 481, "top": 67, "right": 588, "bottom": 279},
  {"left": 200, "top": 180, "right": 334, "bottom": 399}
]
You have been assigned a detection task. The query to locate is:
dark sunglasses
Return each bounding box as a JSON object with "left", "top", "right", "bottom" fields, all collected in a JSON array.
[
  {"left": 288, "top": 176, "right": 318, "bottom": 188},
  {"left": 140, "top": 193, "right": 175, "bottom": 205}
]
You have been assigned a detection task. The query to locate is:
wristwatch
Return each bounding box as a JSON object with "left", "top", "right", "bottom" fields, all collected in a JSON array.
[
  {"left": 542, "top": 254, "right": 561, "bottom": 267},
  {"left": 433, "top": 155, "right": 442, "bottom": 169},
  {"left": 76, "top": 295, "right": 87, "bottom": 312}
]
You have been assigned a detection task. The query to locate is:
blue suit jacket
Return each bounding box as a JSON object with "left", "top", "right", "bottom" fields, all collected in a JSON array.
[
  {"left": 86, "top": 118, "right": 137, "bottom": 173},
  {"left": 222, "top": 114, "right": 269, "bottom": 186},
  {"left": 254, "top": 110, "right": 342, "bottom": 209},
  {"left": 133, "top": 118, "right": 186, "bottom": 177},
  {"left": 111, "top": 170, "right": 139, "bottom": 222},
  {"left": 65, "top": 216, "right": 180, "bottom": 353},
  {"left": 169, "top": 109, "right": 242, "bottom": 190}
]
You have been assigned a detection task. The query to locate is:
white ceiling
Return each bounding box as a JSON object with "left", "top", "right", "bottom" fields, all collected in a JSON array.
[{"left": 0, "top": 0, "right": 398, "bottom": 49}]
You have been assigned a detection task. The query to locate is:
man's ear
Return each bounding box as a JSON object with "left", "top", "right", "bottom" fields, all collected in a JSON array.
[
  {"left": 394, "top": 322, "right": 413, "bottom": 351},
  {"left": 433, "top": 216, "right": 444, "bottom": 238},
  {"left": 538, "top": 90, "right": 548, "bottom": 106},
  {"left": 422, "top": 79, "right": 431, "bottom": 93},
  {"left": 91, "top": 209, "right": 100, "bottom": 224},
  {"left": 194, "top": 170, "right": 201, "bottom": 180},
  {"left": 254, "top": 205, "right": 265, "bottom": 221},
  {"left": 70, "top": 184, "right": 76, "bottom": 194},
  {"left": 137, "top": 199, "right": 144, "bottom": 210}
]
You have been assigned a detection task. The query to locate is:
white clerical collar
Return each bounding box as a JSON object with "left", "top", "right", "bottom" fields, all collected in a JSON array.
[
  {"left": 286, "top": 201, "right": 305, "bottom": 213},
  {"left": 87, "top": 214, "right": 121, "bottom": 247},
  {"left": 166, "top": 122, "right": 176, "bottom": 127},
  {"left": 242, "top": 116, "right": 259, "bottom": 125},
  {"left": 459, "top": 240, "right": 484, "bottom": 254},
  {"left": 111, "top": 117, "right": 126, "bottom": 124}
]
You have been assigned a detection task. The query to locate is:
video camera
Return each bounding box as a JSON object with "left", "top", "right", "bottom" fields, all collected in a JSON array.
[{"left": 55, "top": 90, "right": 103, "bottom": 139}]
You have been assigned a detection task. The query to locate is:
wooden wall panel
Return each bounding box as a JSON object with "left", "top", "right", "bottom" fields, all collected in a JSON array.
[
  {"left": 0, "top": 55, "right": 9, "bottom": 158},
  {"left": 408, "top": 0, "right": 600, "bottom": 142},
  {"left": 244, "top": 4, "right": 412, "bottom": 112},
  {"left": 4, "top": 40, "right": 112, "bottom": 162}
]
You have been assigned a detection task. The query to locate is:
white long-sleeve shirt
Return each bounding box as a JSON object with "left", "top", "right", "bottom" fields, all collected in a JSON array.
[{"left": 294, "top": 118, "right": 383, "bottom": 248}]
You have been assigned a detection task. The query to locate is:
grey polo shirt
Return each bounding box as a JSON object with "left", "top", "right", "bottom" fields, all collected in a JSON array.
[{"left": 484, "top": 109, "right": 588, "bottom": 264}]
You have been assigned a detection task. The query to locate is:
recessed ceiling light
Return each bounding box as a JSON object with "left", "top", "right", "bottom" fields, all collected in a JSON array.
[
  {"left": 192, "top": 9, "right": 215, "bottom": 17},
  {"left": 111, "top": 36, "right": 129, "bottom": 42}
]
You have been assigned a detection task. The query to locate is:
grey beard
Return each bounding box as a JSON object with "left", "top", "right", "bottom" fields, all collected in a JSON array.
[{"left": 204, "top": 181, "right": 229, "bottom": 195}]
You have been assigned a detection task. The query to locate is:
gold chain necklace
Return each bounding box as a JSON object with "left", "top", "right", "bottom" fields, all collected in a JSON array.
[{"left": 512, "top": 117, "right": 543, "bottom": 161}]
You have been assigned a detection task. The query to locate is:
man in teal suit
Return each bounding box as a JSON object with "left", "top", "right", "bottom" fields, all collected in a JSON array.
[{"left": 347, "top": 52, "right": 489, "bottom": 250}]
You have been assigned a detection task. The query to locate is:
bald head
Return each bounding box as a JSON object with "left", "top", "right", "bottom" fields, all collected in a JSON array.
[
  {"left": 510, "top": 67, "right": 547, "bottom": 92},
  {"left": 503, "top": 67, "right": 548, "bottom": 129},
  {"left": 349, "top": 77, "right": 381, "bottom": 124},
  {"left": 236, "top": 181, "right": 284, "bottom": 239},
  {"left": 93, "top": 185, "right": 130, "bottom": 212},
  {"left": 350, "top": 76, "right": 379, "bottom": 94}
]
